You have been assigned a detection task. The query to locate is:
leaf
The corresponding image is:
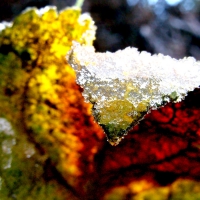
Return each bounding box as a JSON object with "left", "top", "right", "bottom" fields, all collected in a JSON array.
[
  {"left": 67, "top": 42, "right": 200, "bottom": 145},
  {"left": 0, "top": 6, "right": 103, "bottom": 199},
  {"left": 1, "top": 5, "right": 200, "bottom": 200}
]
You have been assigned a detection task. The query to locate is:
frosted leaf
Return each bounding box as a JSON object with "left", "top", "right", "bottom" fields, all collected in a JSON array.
[{"left": 67, "top": 42, "right": 200, "bottom": 145}]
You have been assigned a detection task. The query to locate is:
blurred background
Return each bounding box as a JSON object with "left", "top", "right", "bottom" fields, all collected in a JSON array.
[{"left": 1, "top": 0, "right": 200, "bottom": 59}]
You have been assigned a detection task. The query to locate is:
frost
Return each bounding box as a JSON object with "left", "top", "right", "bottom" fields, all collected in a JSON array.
[
  {"left": 0, "top": 21, "right": 12, "bottom": 32},
  {"left": 23, "top": 143, "right": 35, "bottom": 158},
  {"left": 0, "top": 118, "right": 15, "bottom": 169},
  {"left": 0, "top": 118, "right": 15, "bottom": 136},
  {"left": 67, "top": 42, "right": 200, "bottom": 145}
]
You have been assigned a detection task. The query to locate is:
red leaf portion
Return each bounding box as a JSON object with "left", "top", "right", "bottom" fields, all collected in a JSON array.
[{"left": 80, "top": 89, "right": 200, "bottom": 199}]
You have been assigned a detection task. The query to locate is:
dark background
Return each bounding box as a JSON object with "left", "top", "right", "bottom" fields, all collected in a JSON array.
[{"left": 1, "top": 0, "right": 200, "bottom": 59}]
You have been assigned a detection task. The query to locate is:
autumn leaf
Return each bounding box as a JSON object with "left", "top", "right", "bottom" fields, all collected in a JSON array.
[
  {"left": 0, "top": 5, "right": 104, "bottom": 199},
  {"left": 0, "top": 4, "right": 200, "bottom": 200}
]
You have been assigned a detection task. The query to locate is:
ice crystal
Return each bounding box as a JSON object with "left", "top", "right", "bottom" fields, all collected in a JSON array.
[{"left": 67, "top": 42, "right": 200, "bottom": 145}]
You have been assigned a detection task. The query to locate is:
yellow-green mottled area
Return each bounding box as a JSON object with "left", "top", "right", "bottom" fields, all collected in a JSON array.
[
  {"left": 104, "top": 179, "right": 200, "bottom": 200},
  {"left": 0, "top": 5, "right": 99, "bottom": 199},
  {"left": 98, "top": 99, "right": 149, "bottom": 145}
]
